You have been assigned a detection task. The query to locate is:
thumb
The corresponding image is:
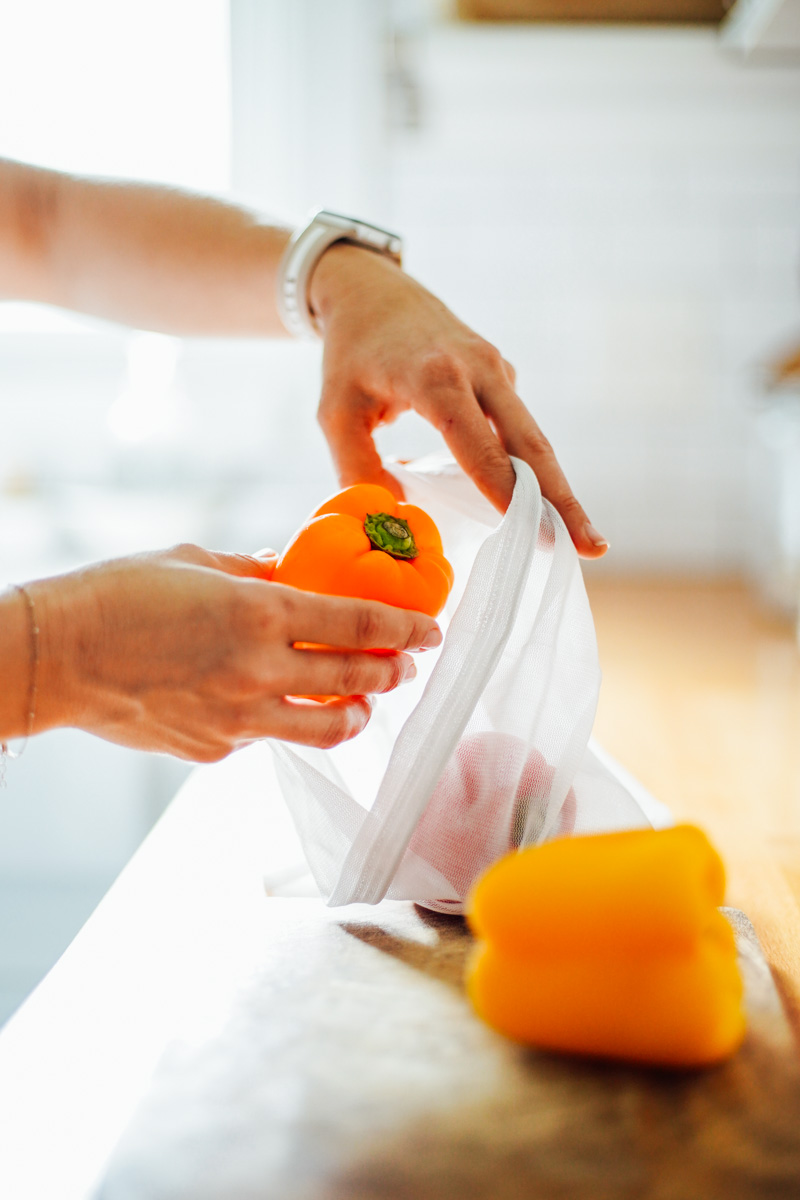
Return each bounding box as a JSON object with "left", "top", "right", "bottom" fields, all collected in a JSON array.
[
  {"left": 207, "top": 549, "right": 278, "bottom": 580},
  {"left": 330, "top": 423, "right": 406, "bottom": 501},
  {"left": 319, "top": 388, "right": 405, "bottom": 499}
]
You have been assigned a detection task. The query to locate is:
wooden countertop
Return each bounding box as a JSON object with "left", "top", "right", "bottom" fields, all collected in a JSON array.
[
  {"left": 586, "top": 576, "right": 800, "bottom": 1038},
  {"left": 0, "top": 577, "right": 797, "bottom": 1199}
]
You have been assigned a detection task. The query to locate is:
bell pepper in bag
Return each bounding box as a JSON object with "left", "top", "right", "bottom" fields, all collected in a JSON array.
[
  {"left": 273, "top": 483, "right": 454, "bottom": 617},
  {"left": 466, "top": 825, "right": 746, "bottom": 1068},
  {"left": 409, "top": 732, "right": 577, "bottom": 904}
]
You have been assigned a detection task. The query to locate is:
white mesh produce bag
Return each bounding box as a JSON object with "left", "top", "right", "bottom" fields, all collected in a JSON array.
[{"left": 270, "top": 456, "right": 670, "bottom": 912}]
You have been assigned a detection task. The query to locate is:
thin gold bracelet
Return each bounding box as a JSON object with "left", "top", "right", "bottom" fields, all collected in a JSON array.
[{"left": 0, "top": 583, "right": 40, "bottom": 785}]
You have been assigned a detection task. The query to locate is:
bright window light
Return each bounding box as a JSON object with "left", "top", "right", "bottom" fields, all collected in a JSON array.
[{"left": 0, "top": 0, "right": 231, "bottom": 331}]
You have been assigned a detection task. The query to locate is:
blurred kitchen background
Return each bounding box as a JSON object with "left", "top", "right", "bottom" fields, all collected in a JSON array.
[{"left": 1, "top": 0, "right": 799, "bottom": 1024}]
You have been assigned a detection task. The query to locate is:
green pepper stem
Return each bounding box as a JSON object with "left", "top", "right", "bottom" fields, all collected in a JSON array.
[{"left": 364, "top": 512, "right": 418, "bottom": 559}]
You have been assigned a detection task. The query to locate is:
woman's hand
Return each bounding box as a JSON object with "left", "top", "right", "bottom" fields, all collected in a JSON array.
[
  {"left": 27, "top": 544, "right": 441, "bottom": 761},
  {"left": 310, "top": 244, "right": 608, "bottom": 559}
]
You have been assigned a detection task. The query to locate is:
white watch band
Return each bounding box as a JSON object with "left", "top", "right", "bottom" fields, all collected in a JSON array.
[{"left": 276, "top": 209, "right": 403, "bottom": 338}]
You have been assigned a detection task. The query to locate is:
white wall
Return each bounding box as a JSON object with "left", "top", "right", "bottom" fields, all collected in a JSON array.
[{"left": 385, "top": 23, "right": 800, "bottom": 577}]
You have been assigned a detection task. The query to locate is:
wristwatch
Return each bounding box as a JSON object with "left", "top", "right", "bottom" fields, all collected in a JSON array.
[{"left": 276, "top": 209, "right": 403, "bottom": 338}]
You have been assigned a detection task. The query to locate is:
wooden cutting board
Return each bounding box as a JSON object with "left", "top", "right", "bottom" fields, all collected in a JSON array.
[{"left": 96, "top": 902, "right": 800, "bottom": 1200}]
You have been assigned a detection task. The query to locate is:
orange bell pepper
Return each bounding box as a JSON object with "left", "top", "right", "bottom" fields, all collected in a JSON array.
[
  {"left": 272, "top": 483, "right": 454, "bottom": 617},
  {"left": 466, "top": 825, "right": 746, "bottom": 1068}
]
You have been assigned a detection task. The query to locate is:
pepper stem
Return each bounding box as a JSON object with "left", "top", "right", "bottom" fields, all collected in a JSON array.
[{"left": 364, "top": 512, "right": 418, "bottom": 560}]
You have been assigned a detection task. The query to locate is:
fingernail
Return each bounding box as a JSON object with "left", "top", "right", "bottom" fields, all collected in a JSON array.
[
  {"left": 401, "top": 658, "right": 418, "bottom": 683},
  {"left": 420, "top": 627, "right": 443, "bottom": 650},
  {"left": 584, "top": 523, "right": 608, "bottom": 548}
]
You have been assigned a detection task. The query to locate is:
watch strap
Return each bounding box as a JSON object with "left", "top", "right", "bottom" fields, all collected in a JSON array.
[{"left": 277, "top": 209, "right": 403, "bottom": 338}]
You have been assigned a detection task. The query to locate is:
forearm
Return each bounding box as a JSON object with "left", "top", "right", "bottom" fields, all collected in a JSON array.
[
  {"left": 0, "top": 159, "right": 292, "bottom": 336},
  {"left": 0, "top": 160, "right": 606, "bottom": 554}
]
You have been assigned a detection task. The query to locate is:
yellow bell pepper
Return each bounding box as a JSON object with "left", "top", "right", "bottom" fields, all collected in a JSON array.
[{"left": 466, "top": 825, "right": 746, "bottom": 1068}]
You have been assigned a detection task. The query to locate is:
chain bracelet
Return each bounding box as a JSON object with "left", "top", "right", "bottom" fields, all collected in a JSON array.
[{"left": 0, "top": 583, "right": 40, "bottom": 786}]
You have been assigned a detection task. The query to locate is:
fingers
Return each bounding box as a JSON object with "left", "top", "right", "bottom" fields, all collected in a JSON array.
[
  {"left": 195, "top": 695, "right": 377, "bottom": 756},
  {"left": 426, "top": 384, "right": 517, "bottom": 513},
  {"left": 318, "top": 386, "right": 405, "bottom": 498},
  {"left": 268, "top": 695, "right": 374, "bottom": 749},
  {"left": 276, "top": 586, "right": 442, "bottom": 654},
  {"left": 478, "top": 377, "right": 608, "bottom": 559},
  {"left": 164, "top": 543, "right": 279, "bottom": 579},
  {"left": 281, "top": 646, "right": 417, "bottom": 698},
  {"left": 211, "top": 604, "right": 430, "bottom": 753},
  {"left": 206, "top": 549, "right": 278, "bottom": 580}
]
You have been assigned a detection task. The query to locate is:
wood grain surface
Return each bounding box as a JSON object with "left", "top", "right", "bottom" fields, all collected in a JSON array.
[
  {"left": 96, "top": 900, "right": 800, "bottom": 1200},
  {"left": 586, "top": 577, "right": 800, "bottom": 1042}
]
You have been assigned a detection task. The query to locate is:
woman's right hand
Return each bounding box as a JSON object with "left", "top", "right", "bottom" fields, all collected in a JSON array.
[{"left": 25, "top": 543, "right": 441, "bottom": 761}]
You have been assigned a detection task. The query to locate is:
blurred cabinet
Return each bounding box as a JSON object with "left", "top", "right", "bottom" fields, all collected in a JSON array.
[{"left": 457, "top": 1, "right": 729, "bottom": 19}]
